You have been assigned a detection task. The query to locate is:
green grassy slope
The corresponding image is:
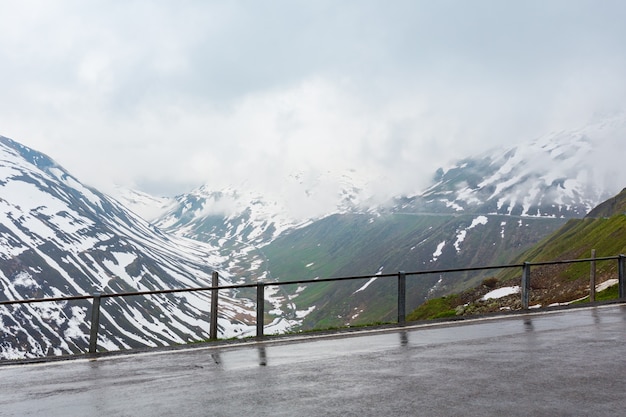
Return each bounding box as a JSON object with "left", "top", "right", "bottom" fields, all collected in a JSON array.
[
  {"left": 407, "top": 189, "right": 626, "bottom": 320},
  {"left": 497, "top": 215, "right": 626, "bottom": 283},
  {"left": 262, "top": 212, "right": 566, "bottom": 330}
]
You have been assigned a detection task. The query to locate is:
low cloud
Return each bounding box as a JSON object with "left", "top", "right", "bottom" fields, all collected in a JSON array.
[{"left": 0, "top": 0, "right": 625, "bottom": 214}]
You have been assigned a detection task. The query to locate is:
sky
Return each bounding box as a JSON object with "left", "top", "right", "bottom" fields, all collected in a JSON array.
[{"left": 1, "top": 0, "right": 626, "bottom": 206}]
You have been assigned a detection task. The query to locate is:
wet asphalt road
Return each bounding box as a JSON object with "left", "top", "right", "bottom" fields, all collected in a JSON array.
[{"left": 1, "top": 304, "right": 626, "bottom": 416}]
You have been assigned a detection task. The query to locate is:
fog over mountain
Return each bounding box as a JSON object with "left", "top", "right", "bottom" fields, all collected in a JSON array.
[
  {"left": 119, "top": 114, "right": 626, "bottom": 225},
  {"left": 2, "top": 1, "right": 625, "bottom": 201},
  {"left": 1, "top": 112, "right": 625, "bottom": 358}
]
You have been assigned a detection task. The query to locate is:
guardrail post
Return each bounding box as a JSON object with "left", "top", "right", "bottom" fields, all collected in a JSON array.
[
  {"left": 256, "top": 283, "right": 265, "bottom": 338},
  {"left": 617, "top": 254, "right": 626, "bottom": 300},
  {"left": 521, "top": 263, "right": 531, "bottom": 310},
  {"left": 398, "top": 271, "right": 406, "bottom": 324},
  {"left": 210, "top": 271, "right": 219, "bottom": 340},
  {"left": 89, "top": 293, "right": 101, "bottom": 355},
  {"left": 590, "top": 249, "right": 596, "bottom": 303}
]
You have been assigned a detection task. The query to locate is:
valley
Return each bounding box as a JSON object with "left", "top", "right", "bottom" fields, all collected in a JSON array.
[{"left": 1, "top": 115, "right": 625, "bottom": 359}]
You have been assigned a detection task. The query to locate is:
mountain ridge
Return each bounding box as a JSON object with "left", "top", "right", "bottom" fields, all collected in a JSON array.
[
  {"left": 408, "top": 187, "right": 626, "bottom": 321},
  {"left": 110, "top": 115, "right": 626, "bottom": 331},
  {"left": 586, "top": 188, "right": 626, "bottom": 218},
  {"left": 114, "top": 115, "right": 626, "bottom": 251},
  {"left": 0, "top": 136, "right": 258, "bottom": 359},
  {"left": 1, "top": 113, "right": 625, "bottom": 357}
]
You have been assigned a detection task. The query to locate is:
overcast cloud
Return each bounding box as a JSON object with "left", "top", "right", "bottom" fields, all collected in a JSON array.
[{"left": 1, "top": 0, "right": 625, "bottom": 204}]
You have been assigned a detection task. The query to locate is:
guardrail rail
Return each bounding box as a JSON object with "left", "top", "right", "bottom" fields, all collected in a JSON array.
[{"left": 1, "top": 254, "right": 624, "bottom": 357}]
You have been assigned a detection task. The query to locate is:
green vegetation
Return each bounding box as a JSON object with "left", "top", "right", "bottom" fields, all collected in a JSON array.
[
  {"left": 262, "top": 211, "right": 566, "bottom": 330},
  {"left": 596, "top": 284, "right": 619, "bottom": 301},
  {"left": 407, "top": 204, "right": 626, "bottom": 321},
  {"left": 406, "top": 294, "right": 461, "bottom": 321},
  {"left": 264, "top": 190, "right": 626, "bottom": 330},
  {"left": 574, "top": 282, "right": 620, "bottom": 304},
  {"left": 497, "top": 214, "right": 626, "bottom": 284},
  {"left": 525, "top": 216, "right": 626, "bottom": 263}
]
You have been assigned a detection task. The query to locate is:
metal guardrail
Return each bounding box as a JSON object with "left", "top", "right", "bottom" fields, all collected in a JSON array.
[{"left": 1, "top": 254, "right": 625, "bottom": 356}]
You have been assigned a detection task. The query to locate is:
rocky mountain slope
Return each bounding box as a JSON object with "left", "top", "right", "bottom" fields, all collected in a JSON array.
[
  {"left": 2, "top": 114, "right": 625, "bottom": 358},
  {"left": 397, "top": 118, "right": 623, "bottom": 218},
  {"left": 130, "top": 117, "right": 626, "bottom": 331},
  {"left": 409, "top": 188, "right": 626, "bottom": 320},
  {"left": 0, "top": 136, "right": 258, "bottom": 359},
  {"left": 146, "top": 116, "right": 625, "bottom": 251}
]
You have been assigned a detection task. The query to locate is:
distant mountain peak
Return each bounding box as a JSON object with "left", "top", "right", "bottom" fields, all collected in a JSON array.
[
  {"left": 403, "top": 117, "right": 625, "bottom": 218},
  {"left": 151, "top": 168, "right": 380, "bottom": 247},
  {"left": 109, "top": 186, "right": 174, "bottom": 221}
]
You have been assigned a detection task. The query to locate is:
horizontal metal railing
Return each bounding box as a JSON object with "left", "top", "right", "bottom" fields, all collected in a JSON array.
[{"left": 1, "top": 254, "right": 624, "bottom": 357}]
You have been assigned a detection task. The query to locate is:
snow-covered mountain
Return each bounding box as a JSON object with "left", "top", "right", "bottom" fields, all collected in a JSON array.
[
  {"left": 149, "top": 169, "right": 379, "bottom": 247},
  {"left": 397, "top": 116, "right": 626, "bottom": 218},
  {"left": 110, "top": 186, "right": 173, "bottom": 222},
  {"left": 3, "top": 114, "right": 624, "bottom": 358},
  {"left": 0, "top": 136, "right": 258, "bottom": 359},
  {"left": 133, "top": 115, "right": 626, "bottom": 330},
  {"left": 141, "top": 116, "right": 626, "bottom": 258}
]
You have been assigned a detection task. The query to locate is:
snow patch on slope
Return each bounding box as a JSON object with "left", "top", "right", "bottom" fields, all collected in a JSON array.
[
  {"left": 353, "top": 267, "right": 384, "bottom": 294},
  {"left": 481, "top": 286, "right": 520, "bottom": 300},
  {"left": 453, "top": 216, "right": 489, "bottom": 253},
  {"left": 432, "top": 241, "right": 446, "bottom": 262}
]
